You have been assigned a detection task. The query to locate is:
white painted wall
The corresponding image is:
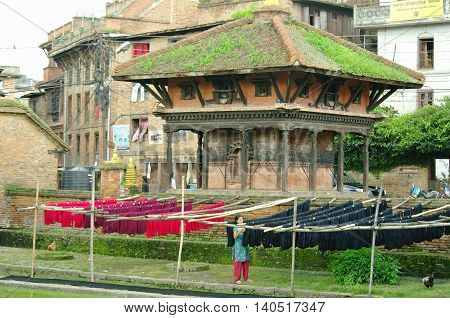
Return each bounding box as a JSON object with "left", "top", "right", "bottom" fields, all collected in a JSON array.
[{"left": 377, "top": 23, "right": 450, "bottom": 113}]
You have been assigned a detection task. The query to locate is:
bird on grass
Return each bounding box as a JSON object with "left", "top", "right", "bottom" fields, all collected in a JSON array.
[
  {"left": 47, "top": 241, "right": 56, "bottom": 251},
  {"left": 423, "top": 273, "right": 434, "bottom": 288}
]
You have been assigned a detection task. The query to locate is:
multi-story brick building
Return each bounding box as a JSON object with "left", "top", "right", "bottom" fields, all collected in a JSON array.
[{"left": 38, "top": 0, "right": 206, "bottom": 190}]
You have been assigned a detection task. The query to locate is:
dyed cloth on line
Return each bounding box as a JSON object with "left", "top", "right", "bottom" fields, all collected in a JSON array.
[
  {"left": 226, "top": 200, "right": 449, "bottom": 251},
  {"left": 145, "top": 202, "right": 226, "bottom": 238}
]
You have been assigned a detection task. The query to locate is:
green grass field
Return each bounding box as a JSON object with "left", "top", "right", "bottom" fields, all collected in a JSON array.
[
  {"left": 0, "top": 247, "right": 448, "bottom": 298},
  {"left": 0, "top": 285, "right": 112, "bottom": 298}
]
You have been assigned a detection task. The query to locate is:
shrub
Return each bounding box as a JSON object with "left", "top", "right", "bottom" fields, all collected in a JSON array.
[{"left": 331, "top": 248, "right": 400, "bottom": 285}]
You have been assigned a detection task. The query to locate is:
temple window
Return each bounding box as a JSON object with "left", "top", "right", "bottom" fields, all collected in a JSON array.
[{"left": 253, "top": 79, "right": 272, "bottom": 97}]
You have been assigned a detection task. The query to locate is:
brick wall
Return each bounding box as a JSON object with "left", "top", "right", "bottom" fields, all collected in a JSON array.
[
  {"left": 349, "top": 165, "right": 430, "bottom": 197},
  {"left": 0, "top": 112, "right": 62, "bottom": 227},
  {"left": 198, "top": 0, "right": 292, "bottom": 24}
]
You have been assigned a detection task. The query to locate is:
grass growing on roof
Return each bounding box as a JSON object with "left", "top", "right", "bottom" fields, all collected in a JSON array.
[
  {"left": 230, "top": 7, "right": 255, "bottom": 20},
  {"left": 131, "top": 22, "right": 289, "bottom": 75},
  {"left": 291, "top": 24, "right": 413, "bottom": 83}
]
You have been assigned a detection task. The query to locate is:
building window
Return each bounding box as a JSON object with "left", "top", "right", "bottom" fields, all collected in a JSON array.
[
  {"left": 76, "top": 60, "right": 81, "bottom": 84},
  {"left": 309, "top": 9, "right": 320, "bottom": 27},
  {"left": 178, "top": 83, "right": 196, "bottom": 100},
  {"left": 212, "top": 78, "right": 234, "bottom": 104},
  {"left": 94, "top": 132, "right": 99, "bottom": 156},
  {"left": 67, "top": 68, "right": 73, "bottom": 86},
  {"left": 76, "top": 94, "right": 81, "bottom": 123},
  {"left": 324, "top": 84, "right": 339, "bottom": 108},
  {"left": 253, "top": 80, "right": 272, "bottom": 97},
  {"left": 76, "top": 134, "right": 81, "bottom": 159},
  {"left": 85, "top": 62, "right": 91, "bottom": 83},
  {"left": 50, "top": 93, "right": 60, "bottom": 122},
  {"left": 67, "top": 95, "right": 73, "bottom": 126},
  {"left": 417, "top": 90, "right": 433, "bottom": 107},
  {"left": 85, "top": 133, "right": 90, "bottom": 165},
  {"left": 132, "top": 43, "right": 150, "bottom": 57},
  {"left": 350, "top": 87, "right": 362, "bottom": 104},
  {"left": 418, "top": 38, "right": 434, "bottom": 69},
  {"left": 84, "top": 92, "right": 90, "bottom": 124}
]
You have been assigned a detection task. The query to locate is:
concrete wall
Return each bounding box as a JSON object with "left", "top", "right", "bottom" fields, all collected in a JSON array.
[{"left": 378, "top": 24, "right": 450, "bottom": 113}]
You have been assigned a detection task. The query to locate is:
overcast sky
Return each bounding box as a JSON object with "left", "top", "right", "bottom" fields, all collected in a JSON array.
[{"left": 0, "top": 0, "right": 107, "bottom": 81}]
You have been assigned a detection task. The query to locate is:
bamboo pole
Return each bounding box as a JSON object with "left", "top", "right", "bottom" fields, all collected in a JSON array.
[
  {"left": 90, "top": 168, "right": 96, "bottom": 283},
  {"left": 392, "top": 197, "right": 410, "bottom": 210},
  {"left": 30, "top": 181, "right": 40, "bottom": 278},
  {"left": 368, "top": 185, "right": 383, "bottom": 298},
  {"left": 189, "top": 197, "right": 297, "bottom": 222},
  {"left": 176, "top": 176, "right": 186, "bottom": 287},
  {"left": 290, "top": 197, "right": 298, "bottom": 298},
  {"left": 328, "top": 198, "right": 337, "bottom": 205},
  {"left": 412, "top": 204, "right": 450, "bottom": 218},
  {"left": 117, "top": 194, "right": 141, "bottom": 201}
]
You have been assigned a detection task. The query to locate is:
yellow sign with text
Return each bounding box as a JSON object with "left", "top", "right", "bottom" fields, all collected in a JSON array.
[{"left": 390, "top": 0, "right": 443, "bottom": 22}]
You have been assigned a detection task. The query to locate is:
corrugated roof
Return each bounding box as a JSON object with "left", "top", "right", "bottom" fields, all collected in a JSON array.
[
  {"left": 112, "top": 16, "right": 424, "bottom": 87},
  {"left": 0, "top": 99, "right": 69, "bottom": 151}
]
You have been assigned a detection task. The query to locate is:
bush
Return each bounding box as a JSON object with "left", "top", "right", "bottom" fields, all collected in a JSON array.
[{"left": 331, "top": 248, "right": 400, "bottom": 285}]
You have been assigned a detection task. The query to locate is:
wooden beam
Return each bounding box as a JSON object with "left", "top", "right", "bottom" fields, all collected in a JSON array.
[
  {"left": 269, "top": 73, "right": 284, "bottom": 103},
  {"left": 167, "top": 131, "right": 173, "bottom": 189},
  {"left": 241, "top": 130, "right": 249, "bottom": 191},
  {"left": 363, "top": 135, "right": 369, "bottom": 192},
  {"left": 338, "top": 132, "right": 344, "bottom": 192},
  {"left": 313, "top": 78, "right": 334, "bottom": 108},
  {"left": 202, "top": 131, "right": 209, "bottom": 189},
  {"left": 281, "top": 129, "right": 289, "bottom": 192},
  {"left": 191, "top": 78, "right": 205, "bottom": 107},
  {"left": 285, "top": 71, "right": 293, "bottom": 102},
  {"left": 368, "top": 87, "right": 385, "bottom": 109},
  {"left": 369, "top": 87, "right": 379, "bottom": 103},
  {"left": 139, "top": 82, "right": 165, "bottom": 105},
  {"left": 310, "top": 130, "right": 318, "bottom": 190},
  {"left": 368, "top": 88, "right": 397, "bottom": 112},
  {"left": 231, "top": 75, "right": 247, "bottom": 106},
  {"left": 153, "top": 80, "right": 173, "bottom": 108},
  {"left": 342, "top": 82, "right": 363, "bottom": 111},
  {"left": 290, "top": 75, "right": 310, "bottom": 103}
]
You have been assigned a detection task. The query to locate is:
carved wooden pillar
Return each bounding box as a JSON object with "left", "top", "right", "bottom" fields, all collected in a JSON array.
[
  {"left": 240, "top": 130, "right": 249, "bottom": 191},
  {"left": 363, "top": 134, "right": 369, "bottom": 193},
  {"left": 165, "top": 128, "right": 173, "bottom": 189},
  {"left": 310, "top": 130, "right": 318, "bottom": 191},
  {"left": 196, "top": 131, "right": 203, "bottom": 189},
  {"left": 280, "top": 129, "right": 290, "bottom": 192},
  {"left": 338, "top": 132, "right": 345, "bottom": 192},
  {"left": 202, "top": 130, "right": 209, "bottom": 190}
]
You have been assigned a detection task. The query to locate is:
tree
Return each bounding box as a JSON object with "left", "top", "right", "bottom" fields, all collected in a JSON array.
[{"left": 340, "top": 104, "right": 450, "bottom": 173}]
